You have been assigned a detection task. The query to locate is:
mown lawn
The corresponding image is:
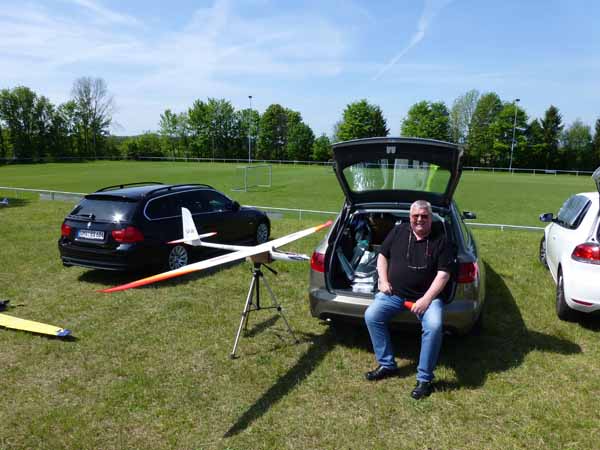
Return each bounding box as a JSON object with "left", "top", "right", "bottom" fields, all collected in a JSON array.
[
  {"left": 0, "top": 160, "right": 597, "bottom": 226},
  {"left": 1, "top": 197, "right": 599, "bottom": 449}
]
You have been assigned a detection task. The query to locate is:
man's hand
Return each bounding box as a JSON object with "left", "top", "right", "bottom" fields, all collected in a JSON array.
[
  {"left": 411, "top": 297, "right": 432, "bottom": 315},
  {"left": 378, "top": 279, "right": 392, "bottom": 294}
]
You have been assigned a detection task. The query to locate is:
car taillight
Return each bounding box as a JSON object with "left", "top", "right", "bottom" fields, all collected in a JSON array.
[
  {"left": 112, "top": 226, "right": 144, "bottom": 243},
  {"left": 310, "top": 251, "right": 325, "bottom": 273},
  {"left": 61, "top": 223, "right": 72, "bottom": 237},
  {"left": 458, "top": 262, "right": 478, "bottom": 283},
  {"left": 571, "top": 243, "right": 600, "bottom": 264}
]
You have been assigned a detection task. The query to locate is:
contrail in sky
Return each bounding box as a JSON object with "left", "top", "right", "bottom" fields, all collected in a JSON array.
[{"left": 372, "top": 0, "right": 453, "bottom": 81}]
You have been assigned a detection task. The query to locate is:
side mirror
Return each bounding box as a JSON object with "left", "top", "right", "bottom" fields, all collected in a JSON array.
[
  {"left": 232, "top": 201, "right": 241, "bottom": 212},
  {"left": 461, "top": 211, "right": 477, "bottom": 220},
  {"left": 539, "top": 212, "right": 554, "bottom": 223}
]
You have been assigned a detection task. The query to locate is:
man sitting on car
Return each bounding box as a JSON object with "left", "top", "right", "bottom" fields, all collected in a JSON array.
[{"left": 364, "top": 199, "right": 452, "bottom": 400}]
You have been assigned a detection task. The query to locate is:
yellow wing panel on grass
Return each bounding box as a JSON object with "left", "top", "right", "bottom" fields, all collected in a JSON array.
[{"left": 0, "top": 313, "right": 71, "bottom": 337}]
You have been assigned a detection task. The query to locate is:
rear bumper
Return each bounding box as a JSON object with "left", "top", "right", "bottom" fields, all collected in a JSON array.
[
  {"left": 562, "top": 260, "right": 600, "bottom": 313},
  {"left": 309, "top": 287, "right": 482, "bottom": 335},
  {"left": 58, "top": 240, "right": 158, "bottom": 271}
]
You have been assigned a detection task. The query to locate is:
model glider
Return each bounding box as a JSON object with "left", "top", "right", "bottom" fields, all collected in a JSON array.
[
  {"left": 0, "top": 300, "right": 71, "bottom": 337},
  {"left": 101, "top": 208, "right": 332, "bottom": 293},
  {"left": 0, "top": 198, "right": 8, "bottom": 206}
]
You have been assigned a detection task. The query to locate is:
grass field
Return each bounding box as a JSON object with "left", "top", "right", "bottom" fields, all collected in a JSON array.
[
  {"left": 1, "top": 162, "right": 599, "bottom": 449},
  {"left": 0, "top": 160, "right": 597, "bottom": 226}
]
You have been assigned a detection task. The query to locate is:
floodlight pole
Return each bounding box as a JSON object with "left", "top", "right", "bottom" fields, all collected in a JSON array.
[
  {"left": 508, "top": 98, "right": 520, "bottom": 173},
  {"left": 248, "top": 95, "right": 253, "bottom": 163}
]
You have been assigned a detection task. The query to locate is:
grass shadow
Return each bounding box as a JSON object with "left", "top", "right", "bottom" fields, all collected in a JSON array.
[
  {"left": 223, "top": 260, "right": 583, "bottom": 437},
  {"left": 439, "top": 261, "right": 581, "bottom": 390},
  {"left": 576, "top": 313, "right": 600, "bottom": 331},
  {"left": 224, "top": 328, "right": 337, "bottom": 438},
  {"left": 0, "top": 197, "right": 31, "bottom": 209}
]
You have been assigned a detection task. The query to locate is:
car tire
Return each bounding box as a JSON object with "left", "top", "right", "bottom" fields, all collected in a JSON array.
[
  {"left": 556, "top": 269, "right": 574, "bottom": 321},
  {"left": 255, "top": 221, "right": 270, "bottom": 245},
  {"left": 539, "top": 236, "right": 548, "bottom": 268},
  {"left": 167, "top": 245, "right": 189, "bottom": 270},
  {"left": 468, "top": 310, "right": 484, "bottom": 336}
]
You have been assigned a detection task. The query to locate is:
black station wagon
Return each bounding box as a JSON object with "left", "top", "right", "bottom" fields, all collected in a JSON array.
[{"left": 58, "top": 182, "right": 270, "bottom": 271}]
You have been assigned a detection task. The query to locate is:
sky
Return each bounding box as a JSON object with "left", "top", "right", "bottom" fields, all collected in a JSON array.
[{"left": 1, "top": 0, "right": 599, "bottom": 137}]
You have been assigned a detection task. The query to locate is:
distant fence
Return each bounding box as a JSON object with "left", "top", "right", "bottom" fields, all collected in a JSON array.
[
  {"left": 0, "top": 155, "right": 596, "bottom": 175},
  {"left": 0, "top": 186, "right": 544, "bottom": 232}
]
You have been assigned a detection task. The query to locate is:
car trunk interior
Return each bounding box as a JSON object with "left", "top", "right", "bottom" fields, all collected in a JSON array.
[{"left": 326, "top": 208, "right": 457, "bottom": 300}]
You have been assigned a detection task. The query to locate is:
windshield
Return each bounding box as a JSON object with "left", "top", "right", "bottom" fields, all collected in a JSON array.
[{"left": 342, "top": 158, "right": 451, "bottom": 195}]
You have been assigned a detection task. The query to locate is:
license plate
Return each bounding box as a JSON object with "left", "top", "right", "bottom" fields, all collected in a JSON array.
[{"left": 78, "top": 230, "right": 105, "bottom": 240}]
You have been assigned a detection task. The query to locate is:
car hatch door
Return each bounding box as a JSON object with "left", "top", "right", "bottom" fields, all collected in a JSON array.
[{"left": 332, "top": 137, "right": 463, "bottom": 208}]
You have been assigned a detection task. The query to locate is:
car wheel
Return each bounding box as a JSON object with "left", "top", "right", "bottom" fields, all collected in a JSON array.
[
  {"left": 468, "top": 310, "right": 484, "bottom": 336},
  {"left": 167, "top": 245, "right": 189, "bottom": 270},
  {"left": 255, "top": 221, "right": 269, "bottom": 244},
  {"left": 556, "top": 269, "right": 574, "bottom": 321},
  {"left": 539, "top": 236, "right": 548, "bottom": 268}
]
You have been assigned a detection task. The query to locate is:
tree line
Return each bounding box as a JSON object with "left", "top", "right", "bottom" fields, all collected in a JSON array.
[
  {"left": 1, "top": 80, "right": 599, "bottom": 170},
  {"left": 0, "top": 78, "right": 115, "bottom": 161}
]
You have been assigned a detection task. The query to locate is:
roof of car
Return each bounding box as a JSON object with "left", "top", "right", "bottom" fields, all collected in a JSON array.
[{"left": 86, "top": 183, "right": 215, "bottom": 201}]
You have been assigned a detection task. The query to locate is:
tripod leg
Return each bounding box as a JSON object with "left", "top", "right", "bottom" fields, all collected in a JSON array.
[
  {"left": 261, "top": 275, "right": 299, "bottom": 344},
  {"left": 230, "top": 274, "right": 257, "bottom": 359}
]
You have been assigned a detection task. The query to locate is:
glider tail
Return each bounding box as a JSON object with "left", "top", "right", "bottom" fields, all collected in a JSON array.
[{"left": 168, "top": 207, "right": 216, "bottom": 245}]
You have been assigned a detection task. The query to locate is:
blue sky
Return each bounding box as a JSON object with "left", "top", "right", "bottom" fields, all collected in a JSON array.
[{"left": 1, "top": 0, "right": 599, "bottom": 136}]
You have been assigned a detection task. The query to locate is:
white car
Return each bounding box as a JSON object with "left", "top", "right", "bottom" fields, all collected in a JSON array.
[{"left": 539, "top": 167, "right": 600, "bottom": 320}]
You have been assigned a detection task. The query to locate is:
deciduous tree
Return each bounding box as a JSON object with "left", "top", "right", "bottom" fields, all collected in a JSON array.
[
  {"left": 287, "top": 122, "right": 315, "bottom": 161},
  {"left": 540, "top": 105, "right": 563, "bottom": 169},
  {"left": 466, "top": 92, "right": 502, "bottom": 166},
  {"left": 337, "top": 99, "right": 389, "bottom": 141},
  {"left": 312, "top": 134, "right": 332, "bottom": 161},
  {"left": 401, "top": 100, "right": 450, "bottom": 141},
  {"left": 561, "top": 119, "right": 592, "bottom": 170},
  {"left": 449, "top": 90, "right": 479, "bottom": 144},
  {"left": 71, "top": 77, "right": 115, "bottom": 158}
]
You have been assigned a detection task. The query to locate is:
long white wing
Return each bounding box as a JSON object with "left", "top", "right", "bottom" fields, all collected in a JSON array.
[{"left": 100, "top": 220, "right": 332, "bottom": 293}]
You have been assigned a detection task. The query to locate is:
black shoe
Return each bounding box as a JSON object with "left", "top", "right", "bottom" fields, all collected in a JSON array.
[
  {"left": 411, "top": 381, "right": 433, "bottom": 399},
  {"left": 365, "top": 365, "right": 399, "bottom": 381}
]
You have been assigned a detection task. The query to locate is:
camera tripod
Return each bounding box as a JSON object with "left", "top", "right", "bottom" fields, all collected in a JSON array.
[{"left": 230, "top": 262, "right": 299, "bottom": 359}]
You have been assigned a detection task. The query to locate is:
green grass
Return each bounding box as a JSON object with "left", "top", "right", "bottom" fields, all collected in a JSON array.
[
  {"left": 1, "top": 163, "right": 599, "bottom": 448},
  {"left": 1, "top": 160, "right": 597, "bottom": 226}
]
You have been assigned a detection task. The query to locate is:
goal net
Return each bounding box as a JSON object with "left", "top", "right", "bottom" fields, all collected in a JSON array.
[{"left": 232, "top": 164, "right": 272, "bottom": 192}]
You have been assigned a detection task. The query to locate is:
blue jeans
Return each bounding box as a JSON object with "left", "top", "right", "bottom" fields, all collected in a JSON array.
[{"left": 364, "top": 292, "right": 444, "bottom": 383}]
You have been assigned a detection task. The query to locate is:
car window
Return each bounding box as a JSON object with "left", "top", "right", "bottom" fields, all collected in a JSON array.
[
  {"left": 178, "top": 191, "right": 209, "bottom": 214},
  {"left": 342, "top": 158, "right": 451, "bottom": 195},
  {"left": 145, "top": 194, "right": 179, "bottom": 220},
  {"left": 70, "top": 198, "right": 138, "bottom": 222},
  {"left": 202, "top": 191, "right": 233, "bottom": 212},
  {"left": 556, "top": 195, "right": 591, "bottom": 229}
]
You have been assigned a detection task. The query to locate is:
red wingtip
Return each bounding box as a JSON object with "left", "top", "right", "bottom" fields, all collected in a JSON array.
[
  {"left": 315, "top": 220, "right": 334, "bottom": 232},
  {"left": 99, "top": 267, "right": 196, "bottom": 293}
]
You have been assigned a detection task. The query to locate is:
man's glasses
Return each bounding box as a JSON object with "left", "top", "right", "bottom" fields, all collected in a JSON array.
[
  {"left": 406, "top": 232, "right": 429, "bottom": 270},
  {"left": 410, "top": 214, "right": 430, "bottom": 220}
]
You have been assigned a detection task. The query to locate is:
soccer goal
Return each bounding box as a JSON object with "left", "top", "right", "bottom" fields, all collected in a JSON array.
[{"left": 232, "top": 164, "right": 272, "bottom": 192}]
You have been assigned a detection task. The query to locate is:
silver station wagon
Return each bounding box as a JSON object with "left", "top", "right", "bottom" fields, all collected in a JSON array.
[{"left": 308, "top": 137, "right": 485, "bottom": 334}]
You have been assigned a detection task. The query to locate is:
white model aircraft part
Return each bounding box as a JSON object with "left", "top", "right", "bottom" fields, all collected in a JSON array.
[
  {"left": 167, "top": 207, "right": 218, "bottom": 245},
  {"left": 101, "top": 219, "right": 332, "bottom": 293}
]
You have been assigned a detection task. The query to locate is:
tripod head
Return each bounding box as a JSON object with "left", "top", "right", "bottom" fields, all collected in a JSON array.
[{"left": 252, "top": 261, "right": 277, "bottom": 275}]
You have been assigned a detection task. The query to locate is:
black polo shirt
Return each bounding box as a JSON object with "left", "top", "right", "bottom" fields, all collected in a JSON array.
[{"left": 379, "top": 222, "right": 452, "bottom": 300}]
